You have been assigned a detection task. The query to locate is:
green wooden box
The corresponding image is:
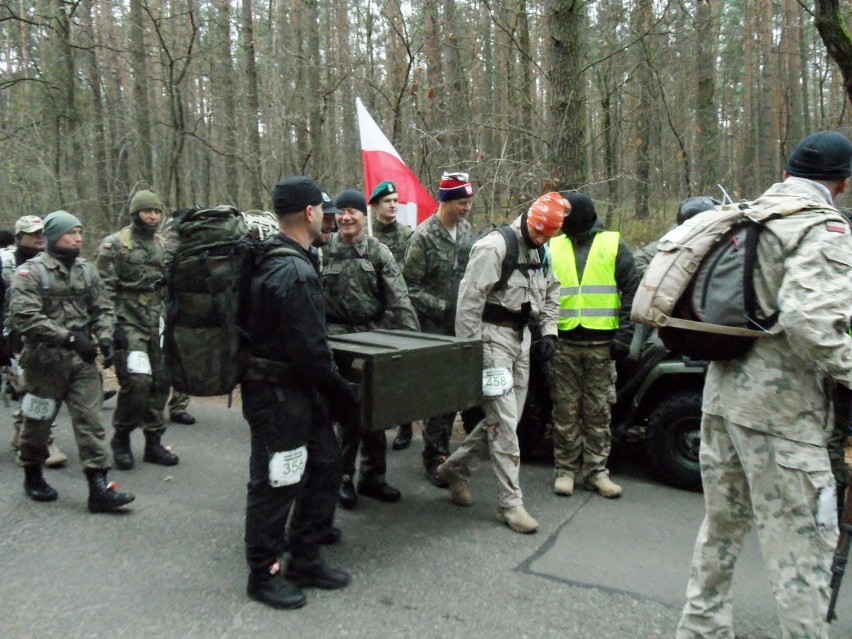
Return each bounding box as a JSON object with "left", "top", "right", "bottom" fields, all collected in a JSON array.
[{"left": 328, "top": 329, "right": 483, "bottom": 431}]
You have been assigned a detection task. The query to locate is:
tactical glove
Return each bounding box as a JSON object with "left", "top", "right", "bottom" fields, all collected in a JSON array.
[
  {"left": 66, "top": 331, "right": 97, "bottom": 363},
  {"left": 113, "top": 325, "right": 129, "bottom": 351},
  {"left": 99, "top": 339, "right": 115, "bottom": 369},
  {"left": 531, "top": 335, "right": 557, "bottom": 363}
]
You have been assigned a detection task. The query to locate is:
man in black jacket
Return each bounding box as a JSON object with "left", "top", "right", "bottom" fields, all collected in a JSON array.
[{"left": 241, "top": 176, "right": 358, "bottom": 610}]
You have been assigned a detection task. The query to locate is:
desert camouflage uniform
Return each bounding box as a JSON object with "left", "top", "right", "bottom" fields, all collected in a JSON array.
[
  {"left": 322, "top": 232, "right": 419, "bottom": 484},
  {"left": 373, "top": 219, "right": 413, "bottom": 263},
  {"left": 677, "top": 177, "right": 852, "bottom": 639},
  {"left": 440, "top": 220, "right": 560, "bottom": 507},
  {"left": 95, "top": 226, "right": 169, "bottom": 436},
  {"left": 9, "top": 253, "right": 114, "bottom": 468},
  {"left": 403, "top": 213, "right": 473, "bottom": 467}
]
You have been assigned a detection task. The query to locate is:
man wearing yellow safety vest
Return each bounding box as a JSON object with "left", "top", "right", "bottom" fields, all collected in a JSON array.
[{"left": 548, "top": 193, "right": 639, "bottom": 499}]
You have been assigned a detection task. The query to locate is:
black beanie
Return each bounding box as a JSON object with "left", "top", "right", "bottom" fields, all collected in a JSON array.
[
  {"left": 562, "top": 193, "right": 597, "bottom": 236},
  {"left": 335, "top": 189, "right": 368, "bottom": 215},
  {"left": 272, "top": 176, "right": 324, "bottom": 215},
  {"left": 784, "top": 131, "right": 852, "bottom": 181},
  {"left": 677, "top": 196, "right": 720, "bottom": 225}
]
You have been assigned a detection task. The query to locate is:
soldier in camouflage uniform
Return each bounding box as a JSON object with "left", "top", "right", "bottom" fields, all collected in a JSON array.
[
  {"left": 10, "top": 211, "right": 134, "bottom": 512},
  {"left": 96, "top": 190, "right": 178, "bottom": 470},
  {"left": 676, "top": 131, "right": 852, "bottom": 639},
  {"left": 323, "top": 189, "right": 420, "bottom": 508},
  {"left": 1, "top": 215, "right": 68, "bottom": 466},
  {"left": 402, "top": 172, "right": 474, "bottom": 486},
  {"left": 437, "top": 193, "right": 566, "bottom": 534},
  {"left": 368, "top": 179, "right": 417, "bottom": 450}
]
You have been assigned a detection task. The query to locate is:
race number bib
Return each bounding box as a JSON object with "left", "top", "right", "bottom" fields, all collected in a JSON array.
[
  {"left": 21, "top": 394, "right": 57, "bottom": 421},
  {"left": 126, "top": 351, "right": 152, "bottom": 375},
  {"left": 482, "top": 367, "right": 513, "bottom": 397},
  {"left": 268, "top": 446, "right": 308, "bottom": 487}
]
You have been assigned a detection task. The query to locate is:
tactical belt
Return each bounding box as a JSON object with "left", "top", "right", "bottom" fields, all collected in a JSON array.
[{"left": 482, "top": 302, "right": 530, "bottom": 331}]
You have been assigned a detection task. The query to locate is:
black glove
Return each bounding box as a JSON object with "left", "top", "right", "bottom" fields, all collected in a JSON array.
[
  {"left": 99, "top": 339, "right": 115, "bottom": 369},
  {"left": 531, "top": 335, "right": 557, "bottom": 363},
  {"left": 113, "top": 325, "right": 129, "bottom": 351},
  {"left": 66, "top": 331, "right": 97, "bottom": 363},
  {"left": 610, "top": 340, "right": 630, "bottom": 361}
]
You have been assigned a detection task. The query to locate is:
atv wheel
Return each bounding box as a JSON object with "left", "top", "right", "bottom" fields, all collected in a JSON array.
[{"left": 646, "top": 390, "right": 703, "bottom": 492}]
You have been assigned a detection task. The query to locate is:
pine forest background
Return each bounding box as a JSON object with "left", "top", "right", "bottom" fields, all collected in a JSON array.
[{"left": 1, "top": 0, "right": 851, "bottom": 249}]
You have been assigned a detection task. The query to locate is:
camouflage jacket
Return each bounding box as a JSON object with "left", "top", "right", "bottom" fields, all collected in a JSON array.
[
  {"left": 703, "top": 178, "right": 852, "bottom": 445},
  {"left": 95, "top": 225, "right": 166, "bottom": 335},
  {"left": 455, "top": 217, "right": 560, "bottom": 341},
  {"left": 403, "top": 213, "right": 472, "bottom": 334},
  {"left": 322, "top": 233, "right": 419, "bottom": 332},
  {"left": 374, "top": 219, "right": 413, "bottom": 263},
  {"left": 9, "top": 252, "right": 114, "bottom": 346}
]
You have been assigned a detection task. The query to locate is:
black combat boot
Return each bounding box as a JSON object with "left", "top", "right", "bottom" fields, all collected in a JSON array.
[
  {"left": 247, "top": 562, "right": 307, "bottom": 609},
  {"left": 143, "top": 431, "right": 179, "bottom": 466},
  {"left": 110, "top": 431, "right": 134, "bottom": 470},
  {"left": 23, "top": 464, "right": 58, "bottom": 502},
  {"left": 85, "top": 468, "right": 135, "bottom": 513},
  {"left": 285, "top": 557, "right": 351, "bottom": 590}
]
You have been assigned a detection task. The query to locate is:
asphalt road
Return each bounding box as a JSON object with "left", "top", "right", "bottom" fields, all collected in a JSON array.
[{"left": 1, "top": 397, "right": 850, "bottom": 639}]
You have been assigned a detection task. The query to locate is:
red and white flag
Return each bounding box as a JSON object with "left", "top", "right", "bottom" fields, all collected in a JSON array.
[{"left": 357, "top": 98, "right": 436, "bottom": 228}]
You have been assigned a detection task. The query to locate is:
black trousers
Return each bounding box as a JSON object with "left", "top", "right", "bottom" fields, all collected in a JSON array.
[
  {"left": 340, "top": 419, "right": 387, "bottom": 484},
  {"left": 243, "top": 382, "right": 341, "bottom": 572}
]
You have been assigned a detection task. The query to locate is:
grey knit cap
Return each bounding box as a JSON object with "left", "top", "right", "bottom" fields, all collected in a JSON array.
[{"left": 42, "top": 210, "right": 83, "bottom": 245}]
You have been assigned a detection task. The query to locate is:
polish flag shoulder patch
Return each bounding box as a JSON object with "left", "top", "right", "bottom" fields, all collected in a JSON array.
[
  {"left": 826, "top": 222, "right": 847, "bottom": 234},
  {"left": 101, "top": 242, "right": 112, "bottom": 250},
  {"left": 16, "top": 268, "right": 28, "bottom": 277}
]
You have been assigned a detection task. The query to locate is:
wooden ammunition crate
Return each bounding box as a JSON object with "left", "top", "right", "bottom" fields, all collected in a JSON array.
[{"left": 329, "top": 329, "right": 483, "bottom": 431}]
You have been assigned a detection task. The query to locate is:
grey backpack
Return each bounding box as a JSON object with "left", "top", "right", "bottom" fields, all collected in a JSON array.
[{"left": 631, "top": 201, "right": 786, "bottom": 360}]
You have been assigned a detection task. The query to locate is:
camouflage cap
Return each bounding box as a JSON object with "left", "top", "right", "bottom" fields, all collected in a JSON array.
[{"left": 15, "top": 215, "right": 44, "bottom": 235}]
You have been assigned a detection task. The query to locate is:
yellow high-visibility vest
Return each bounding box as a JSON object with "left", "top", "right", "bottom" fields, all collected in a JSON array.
[{"left": 550, "top": 231, "right": 621, "bottom": 331}]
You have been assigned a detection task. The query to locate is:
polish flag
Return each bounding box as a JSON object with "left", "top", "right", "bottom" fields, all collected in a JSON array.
[{"left": 357, "top": 97, "right": 437, "bottom": 228}]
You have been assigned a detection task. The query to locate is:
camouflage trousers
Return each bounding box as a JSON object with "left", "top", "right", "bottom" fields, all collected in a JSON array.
[
  {"left": 168, "top": 390, "right": 191, "bottom": 415},
  {"left": 18, "top": 344, "right": 109, "bottom": 469},
  {"left": 676, "top": 413, "right": 837, "bottom": 639},
  {"left": 114, "top": 327, "right": 169, "bottom": 435},
  {"left": 441, "top": 324, "right": 530, "bottom": 508},
  {"left": 550, "top": 341, "right": 616, "bottom": 482}
]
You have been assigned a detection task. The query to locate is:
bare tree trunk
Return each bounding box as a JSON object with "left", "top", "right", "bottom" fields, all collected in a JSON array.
[
  {"left": 814, "top": 0, "right": 852, "bottom": 107},
  {"left": 214, "top": 0, "right": 239, "bottom": 204},
  {"left": 695, "top": 0, "right": 718, "bottom": 195},
  {"left": 80, "top": 1, "right": 111, "bottom": 223},
  {"left": 129, "top": 0, "right": 153, "bottom": 186},
  {"left": 548, "top": 0, "right": 586, "bottom": 190},
  {"left": 241, "top": 0, "right": 264, "bottom": 207},
  {"left": 632, "top": 1, "right": 654, "bottom": 219}
]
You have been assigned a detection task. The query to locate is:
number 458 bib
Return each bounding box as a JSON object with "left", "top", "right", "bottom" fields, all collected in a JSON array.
[{"left": 482, "top": 367, "right": 513, "bottom": 397}]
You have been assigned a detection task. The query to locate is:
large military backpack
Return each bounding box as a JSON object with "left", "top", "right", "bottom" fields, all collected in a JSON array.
[
  {"left": 164, "top": 206, "right": 294, "bottom": 396},
  {"left": 630, "top": 199, "right": 839, "bottom": 360}
]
